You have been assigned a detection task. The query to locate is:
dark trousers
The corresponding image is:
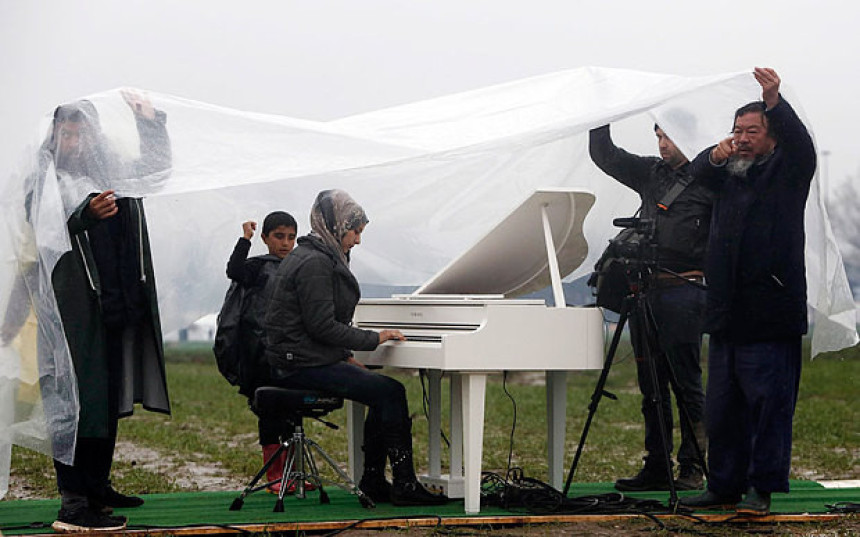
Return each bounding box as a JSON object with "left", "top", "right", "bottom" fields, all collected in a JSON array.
[
  {"left": 55, "top": 328, "right": 123, "bottom": 496},
  {"left": 629, "top": 281, "right": 706, "bottom": 469},
  {"left": 54, "top": 437, "right": 117, "bottom": 496},
  {"left": 270, "top": 361, "right": 411, "bottom": 465},
  {"left": 705, "top": 334, "right": 801, "bottom": 495},
  {"left": 257, "top": 413, "right": 295, "bottom": 446},
  {"left": 243, "top": 355, "right": 296, "bottom": 445}
]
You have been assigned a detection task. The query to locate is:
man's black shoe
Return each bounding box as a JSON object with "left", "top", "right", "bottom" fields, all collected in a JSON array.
[
  {"left": 390, "top": 480, "right": 449, "bottom": 507},
  {"left": 736, "top": 486, "right": 771, "bottom": 516},
  {"left": 52, "top": 507, "right": 127, "bottom": 533},
  {"left": 95, "top": 484, "right": 145, "bottom": 508},
  {"left": 614, "top": 466, "right": 671, "bottom": 491},
  {"left": 674, "top": 464, "right": 704, "bottom": 491},
  {"left": 678, "top": 489, "right": 741, "bottom": 510}
]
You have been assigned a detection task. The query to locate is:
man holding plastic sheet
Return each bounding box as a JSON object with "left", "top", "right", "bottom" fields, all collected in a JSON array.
[
  {"left": 680, "top": 68, "right": 816, "bottom": 516},
  {"left": 34, "top": 93, "right": 172, "bottom": 532},
  {"left": 588, "top": 120, "right": 713, "bottom": 492}
]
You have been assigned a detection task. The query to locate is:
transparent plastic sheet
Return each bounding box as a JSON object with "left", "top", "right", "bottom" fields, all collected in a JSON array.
[{"left": 1, "top": 67, "right": 856, "bottom": 499}]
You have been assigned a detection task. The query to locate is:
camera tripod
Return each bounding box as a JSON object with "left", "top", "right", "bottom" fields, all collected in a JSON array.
[{"left": 563, "top": 265, "right": 708, "bottom": 509}]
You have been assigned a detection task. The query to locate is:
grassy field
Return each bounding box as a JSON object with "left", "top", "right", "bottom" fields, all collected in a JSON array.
[{"left": 9, "top": 336, "right": 859, "bottom": 502}]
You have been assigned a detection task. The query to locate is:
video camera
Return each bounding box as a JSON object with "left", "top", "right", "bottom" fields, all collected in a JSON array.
[
  {"left": 588, "top": 215, "right": 658, "bottom": 313},
  {"left": 607, "top": 216, "right": 657, "bottom": 265}
]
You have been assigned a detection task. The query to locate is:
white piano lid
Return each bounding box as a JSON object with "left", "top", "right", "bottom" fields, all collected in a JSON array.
[{"left": 416, "top": 188, "right": 596, "bottom": 298}]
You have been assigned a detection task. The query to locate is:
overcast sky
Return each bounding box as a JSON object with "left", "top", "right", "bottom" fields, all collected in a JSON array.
[{"left": 1, "top": 0, "right": 857, "bottom": 194}]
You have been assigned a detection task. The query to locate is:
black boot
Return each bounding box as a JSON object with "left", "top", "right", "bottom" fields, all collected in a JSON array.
[
  {"left": 736, "top": 486, "right": 771, "bottom": 516},
  {"left": 359, "top": 471, "right": 392, "bottom": 503},
  {"left": 675, "top": 464, "right": 704, "bottom": 491},
  {"left": 678, "top": 489, "right": 741, "bottom": 510},
  {"left": 358, "top": 433, "right": 392, "bottom": 503},
  {"left": 358, "top": 422, "right": 391, "bottom": 503},
  {"left": 614, "top": 464, "right": 671, "bottom": 491},
  {"left": 388, "top": 446, "right": 448, "bottom": 507}
]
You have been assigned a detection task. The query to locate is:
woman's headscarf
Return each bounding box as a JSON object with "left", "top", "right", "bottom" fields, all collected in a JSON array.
[{"left": 309, "top": 189, "right": 369, "bottom": 265}]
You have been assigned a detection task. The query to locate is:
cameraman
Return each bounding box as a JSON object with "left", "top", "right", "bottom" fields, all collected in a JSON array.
[{"left": 588, "top": 122, "right": 713, "bottom": 491}]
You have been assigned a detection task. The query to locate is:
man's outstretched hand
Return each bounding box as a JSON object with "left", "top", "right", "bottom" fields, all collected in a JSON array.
[
  {"left": 122, "top": 90, "right": 156, "bottom": 120},
  {"left": 754, "top": 67, "right": 780, "bottom": 109}
]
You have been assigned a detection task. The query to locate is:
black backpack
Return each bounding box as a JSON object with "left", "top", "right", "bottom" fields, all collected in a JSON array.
[{"left": 213, "top": 281, "right": 243, "bottom": 386}]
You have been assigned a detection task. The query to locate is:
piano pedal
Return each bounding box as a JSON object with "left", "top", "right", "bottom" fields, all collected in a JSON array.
[{"left": 418, "top": 474, "right": 465, "bottom": 499}]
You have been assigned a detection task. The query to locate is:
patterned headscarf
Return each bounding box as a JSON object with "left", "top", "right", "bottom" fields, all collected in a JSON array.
[{"left": 309, "top": 189, "right": 369, "bottom": 265}]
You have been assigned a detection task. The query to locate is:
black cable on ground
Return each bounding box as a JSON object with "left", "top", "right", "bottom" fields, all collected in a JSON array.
[
  {"left": 480, "top": 469, "right": 669, "bottom": 530},
  {"left": 826, "top": 501, "right": 860, "bottom": 513}
]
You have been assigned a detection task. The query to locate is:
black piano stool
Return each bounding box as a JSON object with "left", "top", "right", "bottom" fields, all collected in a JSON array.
[{"left": 229, "top": 387, "right": 375, "bottom": 511}]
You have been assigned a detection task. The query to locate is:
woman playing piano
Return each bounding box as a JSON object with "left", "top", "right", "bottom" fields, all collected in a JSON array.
[{"left": 263, "top": 189, "right": 447, "bottom": 507}]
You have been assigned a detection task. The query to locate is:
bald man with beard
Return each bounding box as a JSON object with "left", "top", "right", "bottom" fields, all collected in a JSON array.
[{"left": 680, "top": 68, "right": 816, "bottom": 516}]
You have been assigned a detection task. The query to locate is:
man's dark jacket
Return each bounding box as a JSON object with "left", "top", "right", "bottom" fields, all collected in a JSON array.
[
  {"left": 264, "top": 234, "right": 378, "bottom": 370},
  {"left": 589, "top": 125, "right": 714, "bottom": 273},
  {"left": 689, "top": 98, "right": 816, "bottom": 342}
]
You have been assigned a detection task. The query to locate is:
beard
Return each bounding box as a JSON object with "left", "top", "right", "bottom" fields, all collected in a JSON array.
[
  {"left": 55, "top": 147, "right": 104, "bottom": 178},
  {"left": 55, "top": 152, "right": 85, "bottom": 176},
  {"left": 726, "top": 155, "right": 754, "bottom": 178}
]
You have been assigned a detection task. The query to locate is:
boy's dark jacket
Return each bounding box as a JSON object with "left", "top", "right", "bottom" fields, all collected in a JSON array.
[{"left": 264, "top": 234, "right": 378, "bottom": 371}]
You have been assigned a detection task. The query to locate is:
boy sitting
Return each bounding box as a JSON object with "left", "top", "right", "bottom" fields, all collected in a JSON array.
[{"left": 223, "top": 211, "right": 298, "bottom": 493}]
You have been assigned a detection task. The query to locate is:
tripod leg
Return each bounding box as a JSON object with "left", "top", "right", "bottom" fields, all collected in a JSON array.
[
  {"left": 562, "top": 298, "right": 631, "bottom": 496},
  {"left": 295, "top": 435, "right": 308, "bottom": 499},
  {"left": 280, "top": 437, "right": 298, "bottom": 501},
  {"left": 230, "top": 443, "right": 287, "bottom": 509},
  {"left": 301, "top": 442, "right": 330, "bottom": 504}
]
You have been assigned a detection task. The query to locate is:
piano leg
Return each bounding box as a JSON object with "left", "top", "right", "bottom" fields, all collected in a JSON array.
[
  {"left": 346, "top": 400, "right": 366, "bottom": 481},
  {"left": 427, "top": 370, "right": 443, "bottom": 479},
  {"left": 450, "top": 373, "right": 464, "bottom": 490},
  {"left": 546, "top": 370, "right": 568, "bottom": 490},
  {"left": 461, "top": 372, "right": 487, "bottom": 514}
]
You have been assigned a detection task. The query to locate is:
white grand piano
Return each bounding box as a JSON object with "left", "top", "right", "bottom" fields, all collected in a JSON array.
[{"left": 348, "top": 188, "right": 605, "bottom": 513}]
